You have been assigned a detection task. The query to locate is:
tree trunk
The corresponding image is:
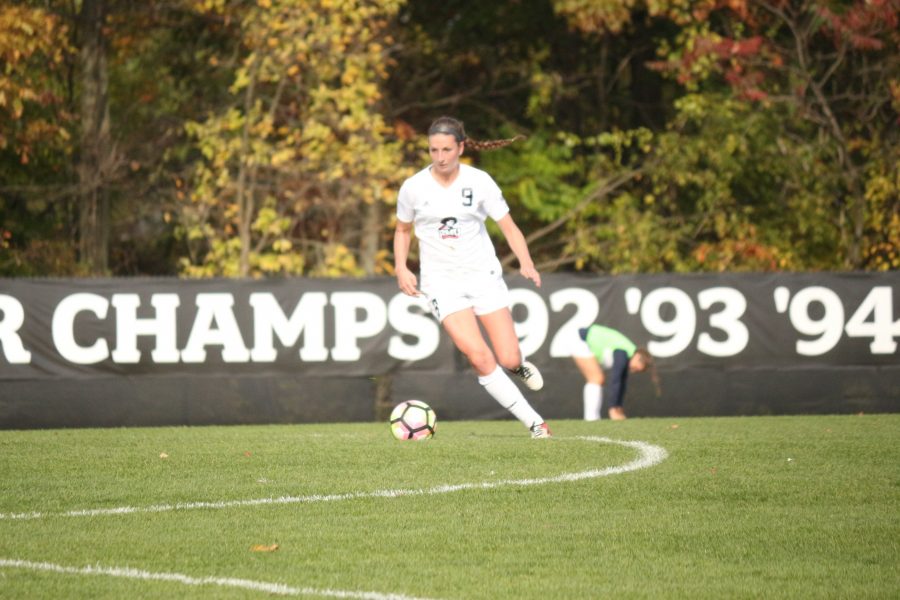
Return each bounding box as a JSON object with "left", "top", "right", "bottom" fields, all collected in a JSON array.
[
  {"left": 77, "top": 0, "right": 111, "bottom": 275},
  {"left": 360, "top": 197, "right": 382, "bottom": 275}
]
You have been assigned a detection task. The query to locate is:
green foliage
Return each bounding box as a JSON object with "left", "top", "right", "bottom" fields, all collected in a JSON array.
[
  {"left": 861, "top": 145, "right": 900, "bottom": 271},
  {"left": 568, "top": 94, "right": 849, "bottom": 272},
  {"left": 2, "top": 0, "right": 896, "bottom": 276},
  {"left": 641, "top": 0, "right": 900, "bottom": 269},
  {"left": 482, "top": 133, "right": 584, "bottom": 222},
  {"left": 530, "top": 0, "right": 898, "bottom": 273}
]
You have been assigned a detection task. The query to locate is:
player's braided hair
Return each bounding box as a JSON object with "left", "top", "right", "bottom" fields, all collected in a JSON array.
[
  {"left": 427, "top": 116, "right": 525, "bottom": 151},
  {"left": 635, "top": 347, "right": 662, "bottom": 398}
]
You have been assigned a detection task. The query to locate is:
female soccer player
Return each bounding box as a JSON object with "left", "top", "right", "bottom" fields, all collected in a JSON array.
[
  {"left": 571, "top": 324, "right": 657, "bottom": 421},
  {"left": 393, "top": 116, "right": 551, "bottom": 438}
]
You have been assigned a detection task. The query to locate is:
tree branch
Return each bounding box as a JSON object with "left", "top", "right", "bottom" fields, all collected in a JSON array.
[{"left": 499, "top": 167, "right": 642, "bottom": 268}]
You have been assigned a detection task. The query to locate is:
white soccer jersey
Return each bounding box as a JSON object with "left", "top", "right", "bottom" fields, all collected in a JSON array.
[{"left": 396, "top": 163, "right": 510, "bottom": 279}]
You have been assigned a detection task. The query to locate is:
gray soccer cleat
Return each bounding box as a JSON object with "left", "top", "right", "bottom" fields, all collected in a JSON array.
[
  {"left": 530, "top": 422, "right": 553, "bottom": 439},
  {"left": 512, "top": 361, "right": 544, "bottom": 391}
]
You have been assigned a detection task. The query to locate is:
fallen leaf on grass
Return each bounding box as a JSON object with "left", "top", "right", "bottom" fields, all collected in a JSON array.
[{"left": 250, "top": 544, "right": 279, "bottom": 552}]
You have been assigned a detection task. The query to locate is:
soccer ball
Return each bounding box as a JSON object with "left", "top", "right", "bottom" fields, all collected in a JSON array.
[{"left": 390, "top": 400, "right": 436, "bottom": 441}]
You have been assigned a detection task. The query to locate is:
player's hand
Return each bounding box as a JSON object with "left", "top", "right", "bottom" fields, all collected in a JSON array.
[
  {"left": 520, "top": 264, "right": 541, "bottom": 288},
  {"left": 396, "top": 266, "right": 422, "bottom": 296}
]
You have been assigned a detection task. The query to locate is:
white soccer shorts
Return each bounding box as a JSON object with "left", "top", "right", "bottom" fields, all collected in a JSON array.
[
  {"left": 571, "top": 335, "right": 595, "bottom": 358},
  {"left": 421, "top": 269, "right": 510, "bottom": 323}
]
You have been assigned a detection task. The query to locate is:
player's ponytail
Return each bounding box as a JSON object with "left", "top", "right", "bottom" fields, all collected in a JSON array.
[
  {"left": 636, "top": 348, "right": 662, "bottom": 398},
  {"left": 427, "top": 116, "right": 525, "bottom": 151},
  {"left": 466, "top": 135, "right": 527, "bottom": 151}
]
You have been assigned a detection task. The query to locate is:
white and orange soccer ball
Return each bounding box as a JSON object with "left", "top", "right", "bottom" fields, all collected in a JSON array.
[{"left": 389, "top": 400, "right": 436, "bottom": 441}]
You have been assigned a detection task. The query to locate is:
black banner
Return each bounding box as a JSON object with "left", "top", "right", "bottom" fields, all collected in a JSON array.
[
  {"left": 1, "top": 273, "right": 898, "bottom": 427},
  {"left": 2, "top": 273, "right": 898, "bottom": 376}
]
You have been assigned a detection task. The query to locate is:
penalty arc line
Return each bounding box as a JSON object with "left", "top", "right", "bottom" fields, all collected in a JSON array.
[
  {"left": 0, "top": 436, "right": 668, "bottom": 522},
  {"left": 0, "top": 558, "right": 439, "bottom": 600},
  {"left": 0, "top": 437, "right": 668, "bottom": 598}
]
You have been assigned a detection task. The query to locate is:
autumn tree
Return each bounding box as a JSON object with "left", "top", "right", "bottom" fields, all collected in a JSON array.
[
  {"left": 657, "top": 0, "right": 899, "bottom": 269},
  {"left": 0, "top": 3, "right": 75, "bottom": 274},
  {"left": 2, "top": 0, "right": 896, "bottom": 276},
  {"left": 2, "top": 0, "right": 236, "bottom": 276},
  {"left": 554, "top": 0, "right": 899, "bottom": 271},
  {"left": 181, "top": 0, "right": 408, "bottom": 277},
  {"left": 76, "top": 0, "right": 118, "bottom": 274}
]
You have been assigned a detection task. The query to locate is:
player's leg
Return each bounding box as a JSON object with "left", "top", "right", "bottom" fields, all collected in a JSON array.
[
  {"left": 443, "top": 308, "right": 547, "bottom": 435},
  {"left": 479, "top": 308, "right": 543, "bottom": 389},
  {"left": 571, "top": 334, "right": 604, "bottom": 421},
  {"left": 474, "top": 308, "right": 549, "bottom": 436},
  {"left": 573, "top": 355, "right": 604, "bottom": 421},
  {"left": 466, "top": 265, "right": 544, "bottom": 391},
  {"left": 477, "top": 307, "right": 521, "bottom": 370},
  {"left": 607, "top": 349, "right": 630, "bottom": 420},
  {"left": 441, "top": 308, "right": 497, "bottom": 376},
  {"left": 439, "top": 273, "right": 549, "bottom": 438}
]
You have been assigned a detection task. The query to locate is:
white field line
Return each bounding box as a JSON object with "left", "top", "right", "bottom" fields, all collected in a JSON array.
[
  {"left": 0, "top": 436, "right": 668, "bottom": 522},
  {"left": 0, "top": 558, "right": 438, "bottom": 600}
]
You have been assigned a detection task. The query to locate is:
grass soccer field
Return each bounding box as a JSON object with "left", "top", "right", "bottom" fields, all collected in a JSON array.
[{"left": 1, "top": 414, "right": 898, "bottom": 599}]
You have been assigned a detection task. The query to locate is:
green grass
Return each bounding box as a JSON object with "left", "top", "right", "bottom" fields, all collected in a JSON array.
[{"left": 1, "top": 415, "right": 898, "bottom": 599}]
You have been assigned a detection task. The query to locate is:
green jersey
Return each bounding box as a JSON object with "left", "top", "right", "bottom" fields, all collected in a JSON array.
[{"left": 582, "top": 325, "right": 636, "bottom": 367}]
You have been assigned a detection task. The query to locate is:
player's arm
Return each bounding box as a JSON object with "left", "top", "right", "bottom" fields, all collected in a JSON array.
[
  {"left": 496, "top": 213, "right": 541, "bottom": 288},
  {"left": 607, "top": 350, "right": 630, "bottom": 405},
  {"left": 393, "top": 220, "right": 420, "bottom": 296}
]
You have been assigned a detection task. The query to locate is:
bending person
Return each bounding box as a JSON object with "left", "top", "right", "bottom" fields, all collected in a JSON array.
[{"left": 571, "top": 324, "right": 656, "bottom": 421}]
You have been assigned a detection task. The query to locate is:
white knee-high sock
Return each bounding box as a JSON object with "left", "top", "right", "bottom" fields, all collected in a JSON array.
[
  {"left": 478, "top": 365, "right": 543, "bottom": 428},
  {"left": 584, "top": 383, "right": 602, "bottom": 421}
]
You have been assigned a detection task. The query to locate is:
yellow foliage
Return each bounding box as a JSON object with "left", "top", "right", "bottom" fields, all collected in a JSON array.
[
  {"left": 0, "top": 4, "right": 71, "bottom": 161},
  {"left": 314, "top": 243, "right": 363, "bottom": 277},
  {"left": 180, "top": 0, "right": 406, "bottom": 278},
  {"left": 270, "top": 147, "right": 294, "bottom": 166},
  {"left": 553, "top": 0, "right": 638, "bottom": 34}
]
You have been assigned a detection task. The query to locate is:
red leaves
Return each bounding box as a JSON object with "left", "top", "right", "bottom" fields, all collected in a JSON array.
[
  {"left": 654, "top": 0, "right": 897, "bottom": 103},
  {"left": 816, "top": 1, "right": 899, "bottom": 50}
]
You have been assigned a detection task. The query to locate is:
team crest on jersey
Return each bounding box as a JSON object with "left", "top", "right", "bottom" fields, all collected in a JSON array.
[{"left": 439, "top": 217, "right": 460, "bottom": 239}]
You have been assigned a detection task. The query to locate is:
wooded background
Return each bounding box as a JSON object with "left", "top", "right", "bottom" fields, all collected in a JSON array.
[{"left": 2, "top": 0, "right": 898, "bottom": 279}]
